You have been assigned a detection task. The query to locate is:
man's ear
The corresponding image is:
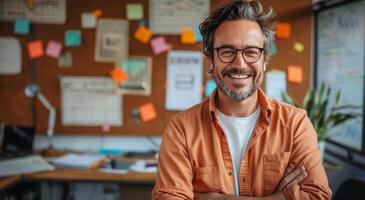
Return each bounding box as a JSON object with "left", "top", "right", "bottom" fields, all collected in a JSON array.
[{"left": 263, "top": 62, "right": 267, "bottom": 72}]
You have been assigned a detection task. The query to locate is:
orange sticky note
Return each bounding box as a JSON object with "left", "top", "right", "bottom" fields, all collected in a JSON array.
[
  {"left": 28, "top": 40, "right": 44, "bottom": 59},
  {"left": 110, "top": 67, "right": 128, "bottom": 84},
  {"left": 139, "top": 103, "right": 157, "bottom": 122},
  {"left": 276, "top": 23, "right": 291, "bottom": 39},
  {"left": 181, "top": 28, "right": 196, "bottom": 44},
  {"left": 94, "top": 9, "right": 103, "bottom": 17},
  {"left": 287, "top": 65, "right": 303, "bottom": 83},
  {"left": 134, "top": 26, "right": 152, "bottom": 44}
]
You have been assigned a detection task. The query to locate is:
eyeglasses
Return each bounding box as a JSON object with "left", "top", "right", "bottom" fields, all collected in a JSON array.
[{"left": 214, "top": 46, "right": 264, "bottom": 64}]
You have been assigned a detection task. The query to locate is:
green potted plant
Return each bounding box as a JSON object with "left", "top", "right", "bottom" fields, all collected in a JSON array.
[{"left": 281, "top": 83, "right": 361, "bottom": 159}]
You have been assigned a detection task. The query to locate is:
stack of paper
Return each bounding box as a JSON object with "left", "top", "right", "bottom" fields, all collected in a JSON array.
[
  {"left": 51, "top": 153, "right": 105, "bottom": 169},
  {"left": 0, "top": 155, "right": 54, "bottom": 177}
]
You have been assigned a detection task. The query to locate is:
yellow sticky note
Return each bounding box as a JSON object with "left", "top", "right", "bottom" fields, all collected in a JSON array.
[
  {"left": 276, "top": 23, "right": 291, "bottom": 39},
  {"left": 28, "top": 40, "right": 44, "bottom": 59},
  {"left": 139, "top": 103, "right": 157, "bottom": 122},
  {"left": 181, "top": 28, "right": 196, "bottom": 44},
  {"left": 294, "top": 42, "right": 304, "bottom": 52},
  {"left": 126, "top": 4, "right": 144, "bottom": 20},
  {"left": 134, "top": 26, "right": 152, "bottom": 43},
  {"left": 94, "top": 9, "right": 103, "bottom": 17},
  {"left": 287, "top": 65, "right": 303, "bottom": 83},
  {"left": 110, "top": 68, "right": 128, "bottom": 84}
]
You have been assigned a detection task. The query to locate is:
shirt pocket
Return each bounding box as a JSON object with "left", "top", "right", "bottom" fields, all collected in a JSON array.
[
  {"left": 193, "top": 166, "right": 219, "bottom": 192},
  {"left": 263, "top": 152, "right": 290, "bottom": 195}
]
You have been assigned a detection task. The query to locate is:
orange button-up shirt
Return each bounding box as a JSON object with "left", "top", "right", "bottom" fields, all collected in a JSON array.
[{"left": 153, "top": 88, "right": 331, "bottom": 200}]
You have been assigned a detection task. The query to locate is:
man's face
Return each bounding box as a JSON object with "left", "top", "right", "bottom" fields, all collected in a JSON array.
[{"left": 211, "top": 19, "right": 266, "bottom": 102}]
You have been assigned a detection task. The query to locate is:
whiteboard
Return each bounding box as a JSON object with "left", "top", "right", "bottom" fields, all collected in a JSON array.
[{"left": 315, "top": 0, "right": 365, "bottom": 152}]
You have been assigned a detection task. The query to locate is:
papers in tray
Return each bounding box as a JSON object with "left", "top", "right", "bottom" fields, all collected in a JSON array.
[
  {"left": 0, "top": 155, "right": 54, "bottom": 177},
  {"left": 51, "top": 153, "right": 105, "bottom": 169}
]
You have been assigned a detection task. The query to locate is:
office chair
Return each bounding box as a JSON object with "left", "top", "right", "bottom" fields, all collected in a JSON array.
[{"left": 333, "top": 179, "right": 365, "bottom": 200}]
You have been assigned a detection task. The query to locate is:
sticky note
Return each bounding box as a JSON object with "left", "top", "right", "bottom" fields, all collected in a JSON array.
[
  {"left": 94, "top": 9, "right": 103, "bottom": 17},
  {"left": 139, "top": 20, "right": 148, "bottom": 27},
  {"left": 102, "top": 124, "right": 111, "bottom": 133},
  {"left": 269, "top": 42, "right": 277, "bottom": 56},
  {"left": 134, "top": 26, "right": 152, "bottom": 44},
  {"left": 27, "top": 40, "right": 44, "bottom": 59},
  {"left": 205, "top": 80, "right": 217, "bottom": 96},
  {"left": 65, "top": 30, "right": 82, "bottom": 47},
  {"left": 181, "top": 28, "right": 196, "bottom": 44},
  {"left": 110, "top": 67, "right": 128, "bottom": 84},
  {"left": 194, "top": 26, "right": 203, "bottom": 42},
  {"left": 139, "top": 103, "right": 157, "bottom": 122},
  {"left": 287, "top": 65, "right": 303, "bottom": 83},
  {"left": 46, "top": 40, "right": 62, "bottom": 58},
  {"left": 122, "top": 59, "right": 145, "bottom": 76},
  {"left": 126, "top": 4, "right": 144, "bottom": 20},
  {"left": 150, "top": 36, "right": 172, "bottom": 54},
  {"left": 14, "top": 18, "right": 30, "bottom": 35},
  {"left": 276, "top": 23, "right": 291, "bottom": 39},
  {"left": 81, "top": 12, "right": 97, "bottom": 28},
  {"left": 58, "top": 51, "right": 73, "bottom": 68},
  {"left": 294, "top": 42, "right": 304, "bottom": 52}
]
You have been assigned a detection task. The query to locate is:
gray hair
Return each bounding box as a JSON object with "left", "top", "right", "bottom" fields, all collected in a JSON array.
[{"left": 199, "top": 0, "right": 276, "bottom": 61}]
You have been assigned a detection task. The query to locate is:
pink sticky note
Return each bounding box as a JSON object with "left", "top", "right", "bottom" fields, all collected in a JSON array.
[
  {"left": 46, "top": 40, "right": 63, "bottom": 58},
  {"left": 102, "top": 124, "right": 111, "bottom": 132},
  {"left": 150, "top": 36, "right": 172, "bottom": 55}
]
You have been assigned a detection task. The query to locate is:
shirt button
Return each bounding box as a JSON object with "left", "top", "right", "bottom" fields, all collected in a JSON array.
[
  {"left": 228, "top": 172, "right": 233, "bottom": 176},
  {"left": 243, "top": 178, "right": 246, "bottom": 182}
]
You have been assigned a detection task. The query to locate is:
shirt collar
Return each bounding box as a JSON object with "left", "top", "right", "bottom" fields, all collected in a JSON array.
[{"left": 208, "top": 87, "right": 272, "bottom": 124}]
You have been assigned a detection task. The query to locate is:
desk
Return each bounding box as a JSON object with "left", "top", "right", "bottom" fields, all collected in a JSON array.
[{"left": 1, "top": 168, "right": 155, "bottom": 200}]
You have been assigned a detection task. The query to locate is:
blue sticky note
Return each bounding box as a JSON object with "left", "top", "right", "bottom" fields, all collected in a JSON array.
[
  {"left": 14, "top": 19, "right": 30, "bottom": 35},
  {"left": 194, "top": 26, "right": 203, "bottom": 42},
  {"left": 121, "top": 59, "right": 146, "bottom": 76},
  {"left": 269, "top": 42, "right": 277, "bottom": 56},
  {"left": 65, "top": 30, "right": 82, "bottom": 47},
  {"left": 205, "top": 80, "right": 217, "bottom": 96}
]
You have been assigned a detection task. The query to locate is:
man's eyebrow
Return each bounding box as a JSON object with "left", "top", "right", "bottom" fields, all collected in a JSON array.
[{"left": 215, "top": 44, "right": 263, "bottom": 49}]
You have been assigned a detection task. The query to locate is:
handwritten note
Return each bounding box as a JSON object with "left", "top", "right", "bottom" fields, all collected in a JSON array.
[
  {"left": 14, "top": 18, "right": 30, "bottom": 35},
  {"left": 205, "top": 80, "right": 217, "bottom": 97},
  {"left": 126, "top": 4, "right": 144, "bottom": 20},
  {"left": 28, "top": 40, "right": 44, "bottom": 59},
  {"left": 81, "top": 13, "right": 97, "bottom": 28},
  {"left": 150, "top": 36, "right": 172, "bottom": 54},
  {"left": 134, "top": 26, "right": 152, "bottom": 44},
  {"left": 46, "top": 40, "right": 62, "bottom": 58},
  {"left": 181, "top": 28, "right": 195, "bottom": 44},
  {"left": 139, "top": 102, "right": 157, "bottom": 122},
  {"left": 276, "top": 23, "right": 291, "bottom": 39},
  {"left": 287, "top": 65, "right": 303, "bottom": 83},
  {"left": 65, "top": 30, "right": 81, "bottom": 47}
]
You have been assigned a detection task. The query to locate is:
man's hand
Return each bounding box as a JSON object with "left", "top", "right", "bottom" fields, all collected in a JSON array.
[{"left": 274, "top": 164, "right": 307, "bottom": 193}]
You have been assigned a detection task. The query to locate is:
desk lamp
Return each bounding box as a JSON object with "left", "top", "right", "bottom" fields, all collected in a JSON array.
[{"left": 25, "top": 83, "right": 58, "bottom": 156}]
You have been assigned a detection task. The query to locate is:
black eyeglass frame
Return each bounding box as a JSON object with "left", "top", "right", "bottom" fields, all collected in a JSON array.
[{"left": 214, "top": 46, "right": 265, "bottom": 64}]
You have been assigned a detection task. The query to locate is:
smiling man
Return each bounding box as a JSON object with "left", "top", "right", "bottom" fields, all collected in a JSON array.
[{"left": 152, "top": 1, "right": 331, "bottom": 200}]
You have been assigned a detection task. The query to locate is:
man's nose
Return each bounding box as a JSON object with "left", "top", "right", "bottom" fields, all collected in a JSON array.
[{"left": 232, "top": 51, "right": 248, "bottom": 69}]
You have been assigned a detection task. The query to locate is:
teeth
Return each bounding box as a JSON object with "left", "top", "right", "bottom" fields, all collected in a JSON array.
[{"left": 229, "top": 74, "right": 249, "bottom": 79}]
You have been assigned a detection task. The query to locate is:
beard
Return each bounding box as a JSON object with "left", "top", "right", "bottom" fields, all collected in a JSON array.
[{"left": 210, "top": 66, "right": 262, "bottom": 102}]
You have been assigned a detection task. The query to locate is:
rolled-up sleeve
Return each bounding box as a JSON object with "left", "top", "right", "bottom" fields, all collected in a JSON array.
[
  {"left": 152, "top": 118, "right": 194, "bottom": 200},
  {"left": 283, "top": 112, "right": 332, "bottom": 200}
]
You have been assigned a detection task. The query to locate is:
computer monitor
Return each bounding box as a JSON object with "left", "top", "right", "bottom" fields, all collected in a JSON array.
[{"left": 0, "top": 124, "right": 35, "bottom": 158}]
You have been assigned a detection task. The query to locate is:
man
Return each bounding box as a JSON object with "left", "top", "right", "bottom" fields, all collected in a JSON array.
[{"left": 153, "top": 0, "right": 331, "bottom": 199}]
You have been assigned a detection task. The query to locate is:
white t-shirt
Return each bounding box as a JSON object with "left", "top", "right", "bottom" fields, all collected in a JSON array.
[{"left": 215, "top": 106, "right": 261, "bottom": 195}]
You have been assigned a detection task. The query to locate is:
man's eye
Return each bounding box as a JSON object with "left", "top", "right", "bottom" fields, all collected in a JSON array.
[
  {"left": 220, "top": 49, "right": 235, "bottom": 56},
  {"left": 244, "top": 50, "right": 259, "bottom": 58}
]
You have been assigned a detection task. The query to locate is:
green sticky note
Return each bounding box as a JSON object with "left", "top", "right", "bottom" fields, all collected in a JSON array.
[
  {"left": 294, "top": 42, "right": 304, "bottom": 52},
  {"left": 122, "top": 59, "right": 146, "bottom": 76},
  {"left": 194, "top": 26, "right": 202, "bottom": 42},
  {"left": 126, "top": 4, "right": 144, "bottom": 20},
  {"left": 14, "top": 18, "right": 30, "bottom": 35},
  {"left": 58, "top": 51, "right": 73, "bottom": 68},
  {"left": 269, "top": 42, "right": 277, "bottom": 56},
  {"left": 65, "top": 30, "right": 81, "bottom": 47},
  {"left": 205, "top": 80, "right": 217, "bottom": 96}
]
